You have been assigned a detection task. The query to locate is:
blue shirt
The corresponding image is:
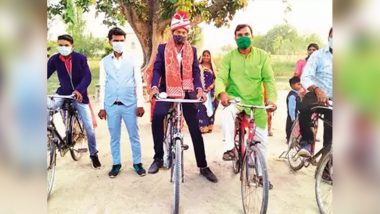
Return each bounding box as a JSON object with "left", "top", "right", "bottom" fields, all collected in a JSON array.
[
  {"left": 287, "top": 89, "right": 299, "bottom": 121},
  {"left": 301, "top": 47, "right": 333, "bottom": 98}
]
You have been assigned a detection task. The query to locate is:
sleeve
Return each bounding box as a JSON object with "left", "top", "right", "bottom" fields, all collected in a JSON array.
[
  {"left": 262, "top": 53, "right": 278, "bottom": 103},
  {"left": 75, "top": 56, "right": 92, "bottom": 95},
  {"left": 98, "top": 59, "right": 106, "bottom": 110},
  {"left": 192, "top": 47, "right": 202, "bottom": 90},
  {"left": 301, "top": 51, "right": 318, "bottom": 89},
  {"left": 294, "top": 59, "right": 303, "bottom": 77},
  {"left": 215, "top": 53, "right": 230, "bottom": 99},
  {"left": 47, "top": 56, "right": 56, "bottom": 79},
  {"left": 134, "top": 59, "right": 144, "bottom": 107},
  {"left": 151, "top": 45, "right": 164, "bottom": 89},
  {"left": 288, "top": 95, "right": 296, "bottom": 121}
]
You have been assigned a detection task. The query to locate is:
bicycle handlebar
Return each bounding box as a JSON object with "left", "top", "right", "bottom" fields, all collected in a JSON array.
[
  {"left": 229, "top": 98, "right": 274, "bottom": 110},
  {"left": 154, "top": 92, "right": 202, "bottom": 103},
  {"left": 48, "top": 94, "right": 76, "bottom": 100}
]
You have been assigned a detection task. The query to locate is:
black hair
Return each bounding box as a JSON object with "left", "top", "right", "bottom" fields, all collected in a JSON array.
[
  {"left": 108, "top": 27, "right": 126, "bottom": 40},
  {"left": 199, "top": 50, "right": 213, "bottom": 70},
  {"left": 289, "top": 76, "right": 300, "bottom": 86},
  {"left": 307, "top": 43, "right": 319, "bottom": 50},
  {"left": 234, "top": 24, "right": 253, "bottom": 36},
  {"left": 57, "top": 34, "right": 74, "bottom": 44}
]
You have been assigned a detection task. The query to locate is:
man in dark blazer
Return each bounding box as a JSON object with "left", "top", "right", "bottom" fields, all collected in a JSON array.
[{"left": 47, "top": 34, "right": 101, "bottom": 168}]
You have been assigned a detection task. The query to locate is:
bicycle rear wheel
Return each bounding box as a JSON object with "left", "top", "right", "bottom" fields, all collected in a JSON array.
[
  {"left": 233, "top": 129, "right": 244, "bottom": 174},
  {"left": 172, "top": 138, "right": 182, "bottom": 214},
  {"left": 287, "top": 120, "right": 305, "bottom": 171},
  {"left": 67, "top": 114, "right": 85, "bottom": 161},
  {"left": 241, "top": 144, "right": 269, "bottom": 214},
  {"left": 47, "top": 129, "right": 56, "bottom": 199},
  {"left": 315, "top": 151, "right": 333, "bottom": 214}
]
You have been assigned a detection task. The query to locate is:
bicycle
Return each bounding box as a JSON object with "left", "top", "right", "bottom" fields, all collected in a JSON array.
[
  {"left": 155, "top": 92, "right": 202, "bottom": 214},
  {"left": 281, "top": 101, "right": 332, "bottom": 172},
  {"left": 47, "top": 94, "right": 87, "bottom": 198},
  {"left": 280, "top": 100, "right": 333, "bottom": 213},
  {"left": 229, "top": 98, "right": 273, "bottom": 214}
]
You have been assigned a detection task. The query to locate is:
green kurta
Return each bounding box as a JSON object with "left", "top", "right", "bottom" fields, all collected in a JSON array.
[{"left": 215, "top": 47, "right": 278, "bottom": 129}]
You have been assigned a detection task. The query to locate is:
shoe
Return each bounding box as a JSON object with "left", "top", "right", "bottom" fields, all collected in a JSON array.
[
  {"left": 108, "top": 164, "right": 122, "bottom": 178},
  {"left": 268, "top": 131, "right": 273, "bottom": 136},
  {"left": 322, "top": 172, "right": 333, "bottom": 184},
  {"left": 298, "top": 148, "right": 311, "bottom": 158},
  {"left": 200, "top": 167, "right": 218, "bottom": 183},
  {"left": 222, "top": 149, "right": 236, "bottom": 161},
  {"left": 133, "top": 163, "right": 146, "bottom": 177},
  {"left": 258, "top": 177, "right": 274, "bottom": 190},
  {"left": 297, "top": 141, "right": 312, "bottom": 158},
  {"left": 90, "top": 154, "right": 101, "bottom": 169},
  {"left": 148, "top": 159, "right": 163, "bottom": 174}
]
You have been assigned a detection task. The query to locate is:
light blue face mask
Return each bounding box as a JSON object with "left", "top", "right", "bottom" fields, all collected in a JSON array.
[
  {"left": 328, "top": 38, "right": 333, "bottom": 49},
  {"left": 57, "top": 46, "right": 72, "bottom": 56}
]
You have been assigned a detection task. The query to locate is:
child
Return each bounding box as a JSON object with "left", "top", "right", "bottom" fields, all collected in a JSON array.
[{"left": 286, "top": 76, "right": 302, "bottom": 142}]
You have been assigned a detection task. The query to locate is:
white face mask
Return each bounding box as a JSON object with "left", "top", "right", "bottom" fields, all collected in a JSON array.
[
  {"left": 328, "top": 38, "right": 333, "bottom": 49},
  {"left": 112, "top": 41, "right": 125, "bottom": 53},
  {"left": 57, "top": 46, "right": 72, "bottom": 56}
]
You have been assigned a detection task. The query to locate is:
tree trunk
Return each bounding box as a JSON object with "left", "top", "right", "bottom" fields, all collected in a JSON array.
[{"left": 119, "top": 0, "right": 170, "bottom": 71}]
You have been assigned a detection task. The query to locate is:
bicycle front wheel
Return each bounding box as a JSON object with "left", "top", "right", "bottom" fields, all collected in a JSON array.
[
  {"left": 241, "top": 145, "right": 269, "bottom": 214},
  {"left": 233, "top": 129, "right": 244, "bottom": 174},
  {"left": 47, "top": 129, "right": 56, "bottom": 199},
  {"left": 315, "top": 151, "right": 333, "bottom": 214},
  {"left": 172, "top": 138, "right": 182, "bottom": 214}
]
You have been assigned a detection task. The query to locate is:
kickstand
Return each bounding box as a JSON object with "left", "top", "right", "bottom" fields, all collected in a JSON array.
[{"left": 278, "top": 150, "right": 289, "bottom": 159}]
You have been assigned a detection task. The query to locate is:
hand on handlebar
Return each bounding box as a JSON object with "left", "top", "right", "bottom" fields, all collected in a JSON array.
[
  {"left": 149, "top": 87, "right": 159, "bottom": 101},
  {"left": 72, "top": 90, "right": 83, "bottom": 103},
  {"left": 266, "top": 101, "right": 277, "bottom": 112}
]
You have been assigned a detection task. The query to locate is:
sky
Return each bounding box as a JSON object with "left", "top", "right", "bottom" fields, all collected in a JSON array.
[{"left": 48, "top": 0, "right": 332, "bottom": 54}]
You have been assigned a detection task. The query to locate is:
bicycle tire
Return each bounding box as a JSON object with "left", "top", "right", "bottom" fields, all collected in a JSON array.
[
  {"left": 241, "top": 144, "right": 269, "bottom": 214},
  {"left": 47, "top": 129, "right": 56, "bottom": 199},
  {"left": 315, "top": 151, "right": 333, "bottom": 214},
  {"left": 163, "top": 116, "right": 173, "bottom": 169},
  {"left": 173, "top": 138, "right": 182, "bottom": 214},
  {"left": 287, "top": 120, "right": 305, "bottom": 171},
  {"left": 68, "top": 114, "right": 83, "bottom": 161},
  {"left": 233, "top": 129, "right": 244, "bottom": 174}
]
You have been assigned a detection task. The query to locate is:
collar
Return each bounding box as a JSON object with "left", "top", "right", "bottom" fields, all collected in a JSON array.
[
  {"left": 59, "top": 54, "right": 72, "bottom": 62},
  {"left": 111, "top": 52, "right": 125, "bottom": 60}
]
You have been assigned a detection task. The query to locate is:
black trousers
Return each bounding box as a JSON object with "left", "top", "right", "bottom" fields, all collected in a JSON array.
[
  {"left": 151, "top": 92, "right": 207, "bottom": 168},
  {"left": 298, "top": 92, "right": 332, "bottom": 148}
]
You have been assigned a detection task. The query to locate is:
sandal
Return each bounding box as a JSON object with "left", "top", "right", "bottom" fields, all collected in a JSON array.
[
  {"left": 223, "top": 149, "right": 236, "bottom": 161},
  {"left": 258, "top": 177, "right": 274, "bottom": 190}
]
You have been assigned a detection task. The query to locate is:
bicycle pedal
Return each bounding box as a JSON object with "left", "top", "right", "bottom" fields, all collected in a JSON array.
[
  {"left": 182, "top": 144, "right": 189, "bottom": 150},
  {"left": 78, "top": 148, "right": 88, "bottom": 153}
]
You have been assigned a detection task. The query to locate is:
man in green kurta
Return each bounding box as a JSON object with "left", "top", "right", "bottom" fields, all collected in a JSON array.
[{"left": 215, "top": 24, "right": 277, "bottom": 188}]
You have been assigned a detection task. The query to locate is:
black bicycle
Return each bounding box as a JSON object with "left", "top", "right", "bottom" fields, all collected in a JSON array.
[
  {"left": 47, "top": 94, "right": 87, "bottom": 198},
  {"left": 156, "top": 93, "right": 201, "bottom": 214}
]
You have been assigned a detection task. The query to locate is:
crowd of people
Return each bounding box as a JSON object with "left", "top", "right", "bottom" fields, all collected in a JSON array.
[{"left": 47, "top": 10, "right": 333, "bottom": 186}]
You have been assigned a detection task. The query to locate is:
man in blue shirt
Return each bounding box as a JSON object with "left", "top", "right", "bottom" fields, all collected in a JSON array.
[
  {"left": 298, "top": 28, "right": 333, "bottom": 157},
  {"left": 98, "top": 27, "right": 146, "bottom": 178}
]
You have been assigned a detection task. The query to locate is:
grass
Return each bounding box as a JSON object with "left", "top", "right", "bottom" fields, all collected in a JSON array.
[{"left": 47, "top": 55, "right": 302, "bottom": 96}]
